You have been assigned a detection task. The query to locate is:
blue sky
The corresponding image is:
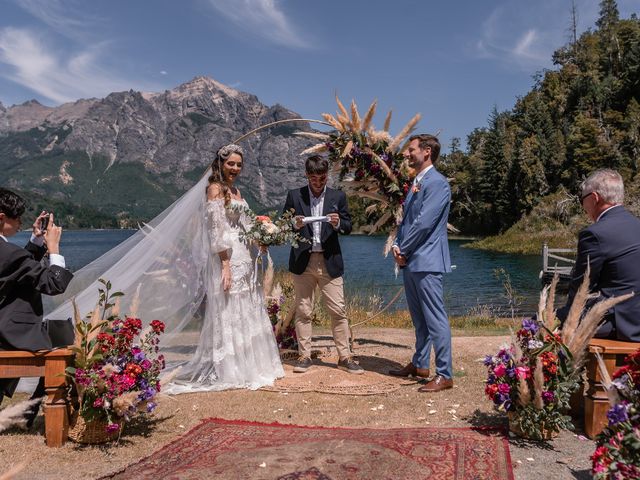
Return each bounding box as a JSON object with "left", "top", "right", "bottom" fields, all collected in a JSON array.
[{"left": 1, "top": 0, "right": 639, "bottom": 151}]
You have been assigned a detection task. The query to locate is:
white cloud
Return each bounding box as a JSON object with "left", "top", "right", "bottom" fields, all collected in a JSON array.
[
  {"left": 475, "top": 5, "right": 556, "bottom": 71},
  {"left": 160, "top": 70, "right": 168, "bottom": 75},
  {"left": 205, "top": 0, "right": 310, "bottom": 49},
  {"left": 0, "top": 28, "right": 157, "bottom": 104},
  {"left": 475, "top": 0, "right": 640, "bottom": 72},
  {"left": 12, "top": 0, "right": 100, "bottom": 41}
]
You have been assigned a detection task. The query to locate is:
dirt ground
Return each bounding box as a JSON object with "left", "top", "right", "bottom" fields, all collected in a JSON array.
[{"left": 0, "top": 328, "right": 594, "bottom": 480}]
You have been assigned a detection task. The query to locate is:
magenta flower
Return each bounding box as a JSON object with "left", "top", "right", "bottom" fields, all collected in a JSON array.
[{"left": 493, "top": 364, "right": 507, "bottom": 377}]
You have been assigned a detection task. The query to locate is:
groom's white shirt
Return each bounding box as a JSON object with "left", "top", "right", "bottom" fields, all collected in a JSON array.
[
  {"left": 413, "top": 164, "right": 433, "bottom": 186},
  {"left": 309, "top": 185, "right": 327, "bottom": 252},
  {"left": 0, "top": 233, "right": 66, "bottom": 268}
]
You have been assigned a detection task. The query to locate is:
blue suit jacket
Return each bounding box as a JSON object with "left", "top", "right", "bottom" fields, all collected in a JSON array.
[
  {"left": 396, "top": 167, "right": 451, "bottom": 273},
  {"left": 558, "top": 206, "right": 640, "bottom": 342}
]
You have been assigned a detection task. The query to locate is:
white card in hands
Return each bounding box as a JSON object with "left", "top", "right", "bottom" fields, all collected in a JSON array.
[{"left": 302, "top": 215, "right": 331, "bottom": 224}]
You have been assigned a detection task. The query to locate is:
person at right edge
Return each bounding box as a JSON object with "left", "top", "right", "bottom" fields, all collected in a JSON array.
[
  {"left": 390, "top": 134, "right": 454, "bottom": 393},
  {"left": 556, "top": 169, "right": 640, "bottom": 342}
]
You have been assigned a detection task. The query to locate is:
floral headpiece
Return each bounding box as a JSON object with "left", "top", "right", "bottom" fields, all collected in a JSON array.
[{"left": 217, "top": 144, "right": 244, "bottom": 159}]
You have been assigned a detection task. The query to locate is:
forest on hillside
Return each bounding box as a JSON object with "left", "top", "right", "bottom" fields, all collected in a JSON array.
[{"left": 439, "top": 0, "right": 640, "bottom": 240}]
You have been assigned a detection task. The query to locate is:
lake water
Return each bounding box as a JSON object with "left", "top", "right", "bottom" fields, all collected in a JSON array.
[{"left": 12, "top": 230, "right": 545, "bottom": 316}]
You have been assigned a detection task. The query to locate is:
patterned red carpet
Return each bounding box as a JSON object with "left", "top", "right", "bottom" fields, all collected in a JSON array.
[{"left": 106, "top": 418, "right": 514, "bottom": 479}]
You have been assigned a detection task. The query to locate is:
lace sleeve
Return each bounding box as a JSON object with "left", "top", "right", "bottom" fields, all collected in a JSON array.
[{"left": 205, "top": 199, "right": 233, "bottom": 254}]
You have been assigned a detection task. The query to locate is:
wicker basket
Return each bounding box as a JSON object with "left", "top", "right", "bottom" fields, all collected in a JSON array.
[
  {"left": 507, "top": 412, "right": 559, "bottom": 440},
  {"left": 68, "top": 411, "right": 122, "bottom": 444}
]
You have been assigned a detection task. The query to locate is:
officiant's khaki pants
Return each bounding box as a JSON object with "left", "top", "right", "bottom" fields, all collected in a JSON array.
[{"left": 293, "top": 252, "right": 351, "bottom": 360}]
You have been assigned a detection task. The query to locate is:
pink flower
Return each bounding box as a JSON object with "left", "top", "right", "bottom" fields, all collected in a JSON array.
[
  {"left": 498, "top": 384, "right": 511, "bottom": 394},
  {"left": 515, "top": 367, "right": 530, "bottom": 379},
  {"left": 493, "top": 364, "right": 507, "bottom": 377}
]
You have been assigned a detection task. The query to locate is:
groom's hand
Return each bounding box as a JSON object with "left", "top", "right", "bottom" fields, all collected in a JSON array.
[
  {"left": 294, "top": 216, "right": 305, "bottom": 230},
  {"left": 392, "top": 246, "right": 407, "bottom": 267}
]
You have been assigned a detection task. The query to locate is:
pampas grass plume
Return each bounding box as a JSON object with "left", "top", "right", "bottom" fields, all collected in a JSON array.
[
  {"left": 362, "top": 100, "right": 377, "bottom": 132},
  {"left": 517, "top": 377, "right": 531, "bottom": 407},
  {"left": 533, "top": 356, "right": 545, "bottom": 410},
  {"left": 383, "top": 110, "right": 392, "bottom": 132},
  {"left": 561, "top": 263, "right": 591, "bottom": 344},
  {"left": 321, "top": 113, "right": 343, "bottom": 132},
  {"left": 159, "top": 366, "right": 183, "bottom": 387},
  {"left": 113, "top": 391, "right": 141, "bottom": 417},
  {"left": 335, "top": 95, "right": 349, "bottom": 121},
  {"left": 593, "top": 351, "right": 621, "bottom": 406},
  {"left": 300, "top": 144, "right": 328, "bottom": 156},
  {"left": 0, "top": 398, "right": 41, "bottom": 432},
  {"left": 128, "top": 283, "right": 142, "bottom": 318},
  {"left": 568, "top": 292, "right": 634, "bottom": 369},
  {"left": 350, "top": 100, "right": 362, "bottom": 132},
  {"left": 387, "top": 113, "right": 421, "bottom": 152},
  {"left": 544, "top": 274, "right": 559, "bottom": 330},
  {"left": 537, "top": 284, "right": 549, "bottom": 327}
]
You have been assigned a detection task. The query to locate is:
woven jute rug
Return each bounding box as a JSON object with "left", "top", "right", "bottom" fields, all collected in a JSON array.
[
  {"left": 104, "top": 418, "right": 514, "bottom": 480},
  {"left": 261, "top": 354, "right": 419, "bottom": 395}
]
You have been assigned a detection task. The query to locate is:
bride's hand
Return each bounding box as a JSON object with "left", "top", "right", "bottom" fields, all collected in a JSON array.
[
  {"left": 259, "top": 244, "right": 268, "bottom": 254},
  {"left": 221, "top": 264, "right": 232, "bottom": 292}
]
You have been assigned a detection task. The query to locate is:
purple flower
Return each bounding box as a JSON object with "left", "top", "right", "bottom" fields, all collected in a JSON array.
[
  {"left": 522, "top": 318, "right": 539, "bottom": 334},
  {"left": 483, "top": 355, "right": 494, "bottom": 366},
  {"left": 134, "top": 351, "right": 146, "bottom": 362},
  {"left": 141, "top": 359, "right": 152, "bottom": 370},
  {"left": 607, "top": 402, "right": 630, "bottom": 426},
  {"left": 542, "top": 390, "right": 555, "bottom": 404},
  {"left": 506, "top": 367, "right": 516, "bottom": 378},
  {"left": 146, "top": 401, "right": 157, "bottom": 413}
]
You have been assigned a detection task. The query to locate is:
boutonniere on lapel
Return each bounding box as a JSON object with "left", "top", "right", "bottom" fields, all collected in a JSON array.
[{"left": 412, "top": 183, "right": 421, "bottom": 194}]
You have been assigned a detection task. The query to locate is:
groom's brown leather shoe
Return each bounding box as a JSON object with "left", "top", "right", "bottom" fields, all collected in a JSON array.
[
  {"left": 418, "top": 375, "right": 453, "bottom": 393},
  {"left": 388, "top": 362, "right": 430, "bottom": 378}
]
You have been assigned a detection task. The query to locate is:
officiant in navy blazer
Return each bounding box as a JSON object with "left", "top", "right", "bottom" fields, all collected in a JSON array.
[
  {"left": 283, "top": 155, "right": 363, "bottom": 375},
  {"left": 556, "top": 169, "right": 640, "bottom": 342},
  {"left": 0, "top": 188, "right": 73, "bottom": 414},
  {"left": 390, "top": 134, "right": 454, "bottom": 393}
]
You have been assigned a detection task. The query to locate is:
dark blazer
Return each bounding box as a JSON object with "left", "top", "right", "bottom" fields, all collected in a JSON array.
[
  {"left": 0, "top": 239, "right": 73, "bottom": 351},
  {"left": 283, "top": 186, "right": 352, "bottom": 278},
  {"left": 558, "top": 206, "right": 640, "bottom": 342}
]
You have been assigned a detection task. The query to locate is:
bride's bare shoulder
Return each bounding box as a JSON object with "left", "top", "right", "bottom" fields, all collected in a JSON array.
[{"left": 206, "top": 183, "right": 224, "bottom": 201}]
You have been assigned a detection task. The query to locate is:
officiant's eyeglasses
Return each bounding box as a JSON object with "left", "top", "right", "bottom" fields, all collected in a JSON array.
[{"left": 580, "top": 191, "right": 594, "bottom": 204}]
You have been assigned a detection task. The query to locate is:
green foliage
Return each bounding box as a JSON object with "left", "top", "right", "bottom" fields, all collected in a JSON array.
[{"left": 443, "top": 4, "right": 640, "bottom": 244}]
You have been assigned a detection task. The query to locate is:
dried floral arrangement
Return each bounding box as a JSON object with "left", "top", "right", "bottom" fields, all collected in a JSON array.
[
  {"left": 484, "top": 270, "right": 633, "bottom": 440},
  {"left": 295, "top": 97, "right": 424, "bottom": 255}
]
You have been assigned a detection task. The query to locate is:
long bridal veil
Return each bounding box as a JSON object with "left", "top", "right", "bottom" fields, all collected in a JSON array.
[{"left": 45, "top": 175, "right": 212, "bottom": 361}]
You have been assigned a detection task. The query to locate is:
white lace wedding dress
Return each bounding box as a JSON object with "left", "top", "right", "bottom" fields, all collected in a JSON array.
[{"left": 164, "top": 198, "right": 284, "bottom": 393}]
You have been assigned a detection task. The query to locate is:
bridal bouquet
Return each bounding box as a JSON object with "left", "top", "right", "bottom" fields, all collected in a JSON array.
[
  {"left": 484, "top": 273, "right": 633, "bottom": 440},
  {"left": 237, "top": 207, "right": 307, "bottom": 248},
  {"left": 67, "top": 279, "right": 166, "bottom": 439},
  {"left": 591, "top": 347, "right": 640, "bottom": 479}
]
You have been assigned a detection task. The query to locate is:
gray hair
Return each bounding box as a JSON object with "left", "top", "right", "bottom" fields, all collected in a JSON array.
[{"left": 581, "top": 169, "right": 624, "bottom": 204}]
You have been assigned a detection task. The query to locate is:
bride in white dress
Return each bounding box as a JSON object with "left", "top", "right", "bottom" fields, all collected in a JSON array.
[
  {"left": 45, "top": 143, "right": 283, "bottom": 393},
  {"left": 167, "top": 144, "right": 284, "bottom": 392}
]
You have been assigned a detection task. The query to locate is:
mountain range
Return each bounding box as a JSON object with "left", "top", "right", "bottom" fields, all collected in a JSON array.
[{"left": 0, "top": 76, "right": 316, "bottom": 227}]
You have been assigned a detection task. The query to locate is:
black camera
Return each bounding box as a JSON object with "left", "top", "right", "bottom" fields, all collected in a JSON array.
[{"left": 40, "top": 212, "right": 51, "bottom": 231}]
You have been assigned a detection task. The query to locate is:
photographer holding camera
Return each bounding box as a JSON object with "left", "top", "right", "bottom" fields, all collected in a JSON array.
[{"left": 0, "top": 188, "right": 73, "bottom": 427}]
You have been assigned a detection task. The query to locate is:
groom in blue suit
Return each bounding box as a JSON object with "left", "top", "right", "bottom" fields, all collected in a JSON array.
[{"left": 389, "top": 134, "right": 453, "bottom": 392}]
